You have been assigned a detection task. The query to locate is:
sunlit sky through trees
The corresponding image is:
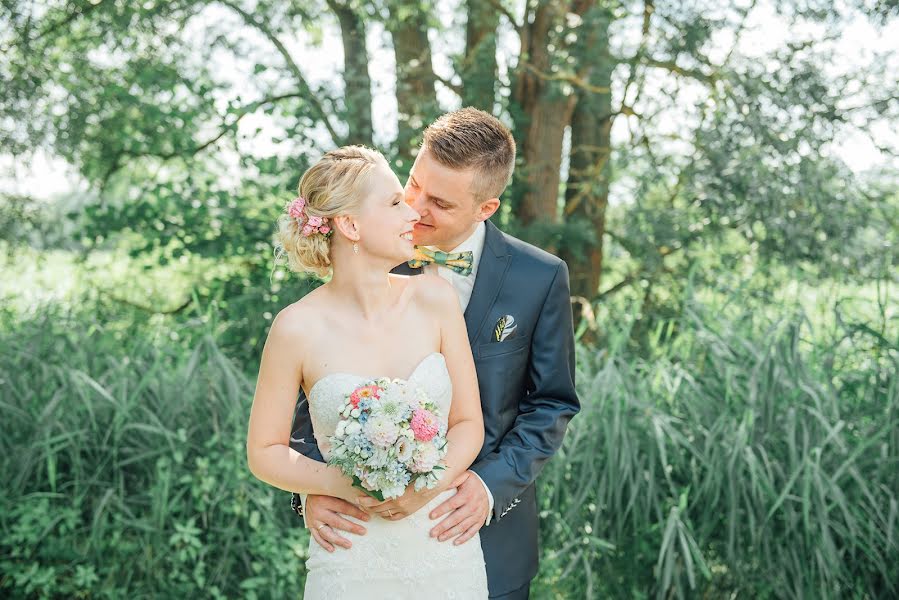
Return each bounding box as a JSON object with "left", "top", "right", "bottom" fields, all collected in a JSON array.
[{"left": 3, "top": 0, "right": 896, "bottom": 202}]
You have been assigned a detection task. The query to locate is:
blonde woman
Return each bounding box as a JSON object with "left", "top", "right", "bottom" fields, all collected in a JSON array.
[{"left": 246, "top": 146, "right": 489, "bottom": 598}]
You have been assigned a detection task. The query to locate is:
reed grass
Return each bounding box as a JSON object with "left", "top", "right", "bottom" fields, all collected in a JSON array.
[
  {"left": 1, "top": 291, "right": 895, "bottom": 598},
  {"left": 535, "top": 302, "right": 898, "bottom": 599}
]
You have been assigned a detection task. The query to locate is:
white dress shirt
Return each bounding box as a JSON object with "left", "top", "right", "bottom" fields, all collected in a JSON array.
[{"left": 422, "top": 221, "right": 496, "bottom": 525}]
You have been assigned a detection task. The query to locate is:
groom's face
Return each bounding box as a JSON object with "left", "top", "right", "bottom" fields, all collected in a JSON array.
[{"left": 404, "top": 148, "right": 483, "bottom": 251}]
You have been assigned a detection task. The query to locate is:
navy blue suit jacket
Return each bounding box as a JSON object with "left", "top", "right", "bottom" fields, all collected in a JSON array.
[{"left": 289, "top": 220, "right": 580, "bottom": 596}]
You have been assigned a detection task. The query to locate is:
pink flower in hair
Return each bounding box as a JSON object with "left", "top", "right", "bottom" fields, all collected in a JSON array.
[
  {"left": 287, "top": 196, "right": 332, "bottom": 238},
  {"left": 288, "top": 197, "right": 306, "bottom": 220}
]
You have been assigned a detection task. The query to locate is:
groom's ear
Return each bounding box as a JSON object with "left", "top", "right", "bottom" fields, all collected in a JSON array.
[
  {"left": 475, "top": 198, "right": 500, "bottom": 222},
  {"left": 333, "top": 215, "right": 360, "bottom": 241}
]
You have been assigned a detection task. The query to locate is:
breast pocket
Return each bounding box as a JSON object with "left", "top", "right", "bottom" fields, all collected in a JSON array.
[
  {"left": 477, "top": 334, "right": 530, "bottom": 359},
  {"left": 476, "top": 335, "right": 531, "bottom": 440}
]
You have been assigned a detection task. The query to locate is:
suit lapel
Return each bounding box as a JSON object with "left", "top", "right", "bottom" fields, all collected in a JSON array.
[
  {"left": 391, "top": 262, "right": 422, "bottom": 276},
  {"left": 464, "top": 220, "right": 511, "bottom": 345}
]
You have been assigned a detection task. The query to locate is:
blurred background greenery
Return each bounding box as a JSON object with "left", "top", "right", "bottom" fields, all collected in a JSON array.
[{"left": 1, "top": 0, "right": 897, "bottom": 598}]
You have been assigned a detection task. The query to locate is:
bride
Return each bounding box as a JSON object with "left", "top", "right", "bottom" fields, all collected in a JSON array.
[{"left": 246, "top": 146, "right": 489, "bottom": 598}]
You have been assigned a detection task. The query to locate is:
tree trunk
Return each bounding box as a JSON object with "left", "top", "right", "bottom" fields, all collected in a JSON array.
[
  {"left": 327, "top": 0, "right": 373, "bottom": 147},
  {"left": 461, "top": 0, "right": 499, "bottom": 111},
  {"left": 385, "top": 1, "right": 438, "bottom": 171},
  {"left": 563, "top": 6, "right": 613, "bottom": 300},
  {"left": 513, "top": 3, "right": 582, "bottom": 226}
]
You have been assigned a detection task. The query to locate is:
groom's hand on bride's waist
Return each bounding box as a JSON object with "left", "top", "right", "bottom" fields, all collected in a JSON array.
[
  {"left": 428, "top": 471, "right": 490, "bottom": 545},
  {"left": 305, "top": 495, "right": 371, "bottom": 553}
]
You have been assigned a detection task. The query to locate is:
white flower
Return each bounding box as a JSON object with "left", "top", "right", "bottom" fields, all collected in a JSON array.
[
  {"left": 350, "top": 408, "right": 361, "bottom": 418},
  {"left": 369, "top": 446, "right": 390, "bottom": 468},
  {"left": 335, "top": 420, "right": 347, "bottom": 437},
  {"left": 345, "top": 421, "right": 362, "bottom": 436},
  {"left": 374, "top": 396, "right": 407, "bottom": 424},
  {"left": 410, "top": 443, "right": 440, "bottom": 473},
  {"left": 361, "top": 470, "right": 382, "bottom": 491},
  {"left": 394, "top": 438, "right": 414, "bottom": 463},
  {"left": 364, "top": 415, "right": 400, "bottom": 448},
  {"left": 382, "top": 483, "right": 406, "bottom": 500}
]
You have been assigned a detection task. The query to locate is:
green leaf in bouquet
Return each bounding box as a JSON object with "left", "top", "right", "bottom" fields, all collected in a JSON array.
[{"left": 352, "top": 475, "right": 385, "bottom": 502}]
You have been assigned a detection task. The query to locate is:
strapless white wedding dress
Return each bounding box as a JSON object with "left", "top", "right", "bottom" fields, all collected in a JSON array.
[{"left": 303, "top": 352, "right": 488, "bottom": 599}]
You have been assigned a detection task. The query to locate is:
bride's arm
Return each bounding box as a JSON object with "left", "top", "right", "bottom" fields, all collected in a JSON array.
[
  {"left": 246, "top": 309, "right": 357, "bottom": 500},
  {"left": 436, "top": 281, "right": 485, "bottom": 488}
]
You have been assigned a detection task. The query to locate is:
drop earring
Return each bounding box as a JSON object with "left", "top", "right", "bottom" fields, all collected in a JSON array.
[{"left": 353, "top": 242, "right": 359, "bottom": 255}]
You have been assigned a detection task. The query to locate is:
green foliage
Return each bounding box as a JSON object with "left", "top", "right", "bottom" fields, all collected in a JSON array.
[
  {"left": 0, "top": 304, "right": 308, "bottom": 598},
  {"left": 1, "top": 269, "right": 896, "bottom": 597},
  {"left": 535, "top": 292, "right": 898, "bottom": 599}
]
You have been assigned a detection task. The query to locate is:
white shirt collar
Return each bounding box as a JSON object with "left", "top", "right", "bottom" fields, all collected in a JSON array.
[{"left": 431, "top": 221, "right": 486, "bottom": 261}]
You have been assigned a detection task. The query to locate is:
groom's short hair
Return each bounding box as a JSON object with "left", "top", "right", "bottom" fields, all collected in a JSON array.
[{"left": 422, "top": 107, "right": 516, "bottom": 202}]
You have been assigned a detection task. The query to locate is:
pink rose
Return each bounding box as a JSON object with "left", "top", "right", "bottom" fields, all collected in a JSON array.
[
  {"left": 319, "top": 225, "right": 331, "bottom": 235},
  {"left": 410, "top": 408, "right": 439, "bottom": 442},
  {"left": 307, "top": 215, "right": 323, "bottom": 227},
  {"left": 288, "top": 197, "right": 306, "bottom": 219},
  {"left": 302, "top": 224, "right": 315, "bottom": 236}
]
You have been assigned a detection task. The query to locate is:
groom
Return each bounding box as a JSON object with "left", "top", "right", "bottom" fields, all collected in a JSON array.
[{"left": 290, "top": 108, "right": 580, "bottom": 599}]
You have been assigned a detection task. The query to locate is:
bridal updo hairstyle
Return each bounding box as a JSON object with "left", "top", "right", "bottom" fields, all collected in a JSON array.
[{"left": 275, "top": 146, "right": 387, "bottom": 278}]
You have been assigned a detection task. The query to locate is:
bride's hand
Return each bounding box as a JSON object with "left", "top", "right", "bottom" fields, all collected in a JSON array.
[{"left": 358, "top": 471, "right": 470, "bottom": 521}]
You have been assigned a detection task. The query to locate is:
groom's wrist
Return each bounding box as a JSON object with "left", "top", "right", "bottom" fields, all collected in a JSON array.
[
  {"left": 290, "top": 492, "right": 310, "bottom": 527},
  {"left": 467, "top": 470, "right": 494, "bottom": 526},
  {"left": 290, "top": 492, "right": 304, "bottom": 517}
]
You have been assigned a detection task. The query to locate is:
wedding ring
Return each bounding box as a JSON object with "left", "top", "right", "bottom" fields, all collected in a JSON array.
[
  {"left": 386, "top": 509, "right": 393, "bottom": 517},
  {"left": 316, "top": 524, "right": 327, "bottom": 531}
]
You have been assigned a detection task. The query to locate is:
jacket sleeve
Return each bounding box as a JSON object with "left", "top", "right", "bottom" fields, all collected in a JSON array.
[
  {"left": 289, "top": 389, "right": 325, "bottom": 462},
  {"left": 470, "top": 260, "right": 580, "bottom": 522},
  {"left": 288, "top": 389, "right": 324, "bottom": 519}
]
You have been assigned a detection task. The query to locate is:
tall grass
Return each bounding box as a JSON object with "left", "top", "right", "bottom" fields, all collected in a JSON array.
[
  {"left": 1, "top": 292, "right": 896, "bottom": 598},
  {"left": 0, "top": 304, "right": 307, "bottom": 599},
  {"left": 535, "top": 302, "right": 898, "bottom": 598}
]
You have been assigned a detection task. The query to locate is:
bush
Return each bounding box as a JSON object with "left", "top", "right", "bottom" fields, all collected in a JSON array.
[
  {"left": 2, "top": 293, "right": 896, "bottom": 598},
  {"left": 535, "top": 301, "right": 898, "bottom": 599},
  {"left": 0, "top": 305, "right": 308, "bottom": 599}
]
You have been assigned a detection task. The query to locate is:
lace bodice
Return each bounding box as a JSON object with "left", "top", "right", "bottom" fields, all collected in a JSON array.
[
  {"left": 307, "top": 352, "right": 452, "bottom": 460},
  {"left": 301, "top": 351, "right": 488, "bottom": 599}
]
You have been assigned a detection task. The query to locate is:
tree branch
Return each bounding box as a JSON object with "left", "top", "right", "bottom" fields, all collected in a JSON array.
[
  {"left": 639, "top": 57, "right": 717, "bottom": 84},
  {"left": 218, "top": 0, "right": 342, "bottom": 146},
  {"left": 5, "top": 0, "right": 105, "bottom": 51},
  {"left": 101, "top": 290, "right": 193, "bottom": 315},
  {"left": 484, "top": 0, "right": 521, "bottom": 30},
  {"left": 100, "top": 92, "right": 303, "bottom": 185},
  {"left": 434, "top": 72, "right": 463, "bottom": 97},
  {"left": 520, "top": 61, "right": 611, "bottom": 94}
]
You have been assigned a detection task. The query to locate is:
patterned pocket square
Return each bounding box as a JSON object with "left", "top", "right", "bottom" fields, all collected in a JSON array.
[{"left": 493, "top": 315, "right": 518, "bottom": 342}]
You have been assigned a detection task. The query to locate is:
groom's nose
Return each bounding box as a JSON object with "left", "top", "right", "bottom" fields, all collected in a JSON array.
[{"left": 406, "top": 190, "right": 427, "bottom": 217}]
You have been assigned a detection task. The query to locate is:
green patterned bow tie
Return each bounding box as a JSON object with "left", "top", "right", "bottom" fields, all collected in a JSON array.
[{"left": 408, "top": 246, "right": 474, "bottom": 276}]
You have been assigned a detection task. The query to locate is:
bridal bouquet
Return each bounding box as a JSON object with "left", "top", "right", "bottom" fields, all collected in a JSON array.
[{"left": 327, "top": 377, "right": 448, "bottom": 500}]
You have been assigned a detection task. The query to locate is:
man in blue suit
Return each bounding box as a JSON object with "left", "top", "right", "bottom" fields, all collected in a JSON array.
[{"left": 290, "top": 108, "right": 580, "bottom": 599}]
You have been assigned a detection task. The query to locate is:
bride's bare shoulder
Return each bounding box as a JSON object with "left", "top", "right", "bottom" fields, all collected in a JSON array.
[
  {"left": 404, "top": 273, "right": 459, "bottom": 312},
  {"left": 269, "top": 287, "right": 330, "bottom": 339}
]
